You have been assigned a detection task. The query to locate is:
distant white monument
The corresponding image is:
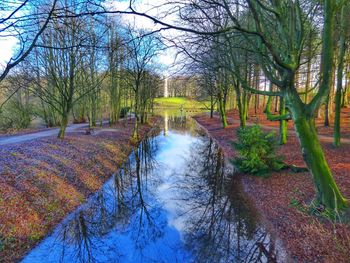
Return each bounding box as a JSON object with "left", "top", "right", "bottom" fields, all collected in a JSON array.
[
  {"left": 164, "top": 77, "right": 168, "bottom": 98},
  {"left": 164, "top": 111, "right": 168, "bottom": 135}
]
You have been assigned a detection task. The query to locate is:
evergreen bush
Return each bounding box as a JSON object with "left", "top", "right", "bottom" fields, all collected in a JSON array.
[{"left": 232, "top": 125, "right": 285, "bottom": 176}]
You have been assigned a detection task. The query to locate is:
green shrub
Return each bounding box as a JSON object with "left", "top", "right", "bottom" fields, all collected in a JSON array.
[
  {"left": 232, "top": 125, "right": 285, "bottom": 176},
  {"left": 0, "top": 99, "right": 32, "bottom": 131}
]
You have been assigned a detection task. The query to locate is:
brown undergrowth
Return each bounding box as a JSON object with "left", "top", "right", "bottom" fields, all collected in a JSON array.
[
  {"left": 194, "top": 113, "right": 350, "bottom": 263},
  {"left": 0, "top": 117, "right": 159, "bottom": 262}
]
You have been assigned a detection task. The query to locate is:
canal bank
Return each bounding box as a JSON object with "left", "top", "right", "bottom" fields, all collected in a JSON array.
[
  {"left": 0, "top": 118, "right": 159, "bottom": 262},
  {"left": 193, "top": 113, "right": 350, "bottom": 262}
]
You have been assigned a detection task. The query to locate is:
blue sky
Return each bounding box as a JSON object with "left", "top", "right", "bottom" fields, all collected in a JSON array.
[{"left": 0, "top": 0, "right": 178, "bottom": 74}]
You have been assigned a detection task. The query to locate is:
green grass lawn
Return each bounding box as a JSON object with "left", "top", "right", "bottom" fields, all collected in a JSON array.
[{"left": 154, "top": 97, "right": 210, "bottom": 109}]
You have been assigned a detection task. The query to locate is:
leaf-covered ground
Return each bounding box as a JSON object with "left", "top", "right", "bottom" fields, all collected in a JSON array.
[
  {"left": 194, "top": 111, "right": 350, "bottom": 263},
  {"left": 0, "top": 118, "right": 158, "bottom": 262}
]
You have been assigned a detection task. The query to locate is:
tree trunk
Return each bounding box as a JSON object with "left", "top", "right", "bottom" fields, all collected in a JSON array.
[
  {"left": 210, "top": 93, "right": 214, "bottom": 118},
  {"left": 305, "top": 34, "right": 313, "bottom": 104},
  {"left": 289, "top": 0, "right": 346, "bottom": 211},
  {"left": 279, "top": 97, "right": 287, "bottom": 145},
  {"left": 293, "top": 115, "right": 347, "bottom": 210},
  {"left": 218, "top": 89, "right": 228, "bottom": 128},
  {"left": 58, "top": 112, "right": 68, "bottom": 139},
  {"left": 324, "top": 96, "right": 330, "bottom": 126},
  {"left": 274, "top": 95, "right": 278, "bottom": 112},
  {"left": 334, "top": 4, "right": 347, "bottom": 147},
  {"left": 133, "top": 87, "right": 139, "bottom": 139},
  {"left": 233, "top": 80, "right": 246, "bottom": 128},
  {"left": 342, "top": 61, "right": 350, "bottom": 107},
  {"left": 238, "top": 99, "right": 246, "bottom": 128}
]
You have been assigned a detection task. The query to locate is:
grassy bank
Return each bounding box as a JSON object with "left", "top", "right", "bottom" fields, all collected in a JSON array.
[
  {"left": 154, "top": 97, "right": 209, "bottom": 109},
  {"left": 0, "top": 118, "right": 159, "bottom": 262}
]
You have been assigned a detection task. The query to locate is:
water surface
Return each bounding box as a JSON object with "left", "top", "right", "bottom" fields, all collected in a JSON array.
[{"left": 22, "top": 112, "right": 286, "bottom": 263}]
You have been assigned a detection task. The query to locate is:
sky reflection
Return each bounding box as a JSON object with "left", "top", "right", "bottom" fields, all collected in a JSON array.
[{"left": 22, "top": 114, "right": 286, "bottom": 263}]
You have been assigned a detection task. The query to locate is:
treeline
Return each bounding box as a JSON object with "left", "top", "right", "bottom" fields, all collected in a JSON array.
[
  {"left": 162, "top": 76, "right": 200, "bottom": 98},
  {"left": 0, "top": 0, "right": 162, "bottom": 138},
  {"left": 192, "top": 14, "right": 350, "bottom": 142}
]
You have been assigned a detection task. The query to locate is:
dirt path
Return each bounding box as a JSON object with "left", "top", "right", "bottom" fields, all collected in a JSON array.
[{"left": 0, "top": 122, "right": 116, "bottom": 145}]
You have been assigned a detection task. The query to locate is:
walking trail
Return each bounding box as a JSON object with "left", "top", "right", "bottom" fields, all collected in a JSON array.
[{"left": 0, "top": 121, "right": 116, "bottom": 145}]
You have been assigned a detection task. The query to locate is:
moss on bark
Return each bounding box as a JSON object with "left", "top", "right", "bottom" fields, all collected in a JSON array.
[{"left": 294, "top": 116, "right": 348, "bottom": 210}]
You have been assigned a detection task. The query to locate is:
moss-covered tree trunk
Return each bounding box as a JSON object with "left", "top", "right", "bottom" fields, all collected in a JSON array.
[
  {"left": 89, "top": 95, "right": 97, "bottom": 128},
  {"left": 210, "top": 92, "right": 215, "bottom": 118},
  {"left": 341, "top": 60, "right": 349, "bottom": 107},
  {"left": 233, "top": 80, "right": 247, "bottom": 128},
  {"left": 58, "top": 51, "right": 75, "bottom": 139},
  {"left": 265, "top": 95, "right": 288, "bottom": 145},
  {"left": 291, "top": 0, "right": 346, "bottom": 210},
  {"left": 109, "top": 80, "right": 121, "bottom": 126},
  {"left": 238, "top": 103, "right": 246, "bottom": 128},
  {"left": 334, "top": 3, "right": 347, "bottom": 147},
  {"left": 293, "top": 114, "right": 347, "bottom": 210},
  {"left": 324, "top": 97, "right": 330, "bottom": 127},
  {"left": 58, "top": 112, "right": 69, "bottom": 139},
  {"left": 132, "top": 85, "right": 139, "bottom": 139},
  {"left": 279, "top": 97, "right": 287, "bottom": 145},
  {"left": 218, "top": 88, "right": 228, "bottom": 128},
  {"left": 304, "top": 34, "right": 313, "bottom": 104}
]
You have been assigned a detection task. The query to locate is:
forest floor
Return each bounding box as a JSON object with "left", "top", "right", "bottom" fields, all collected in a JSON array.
[
  {"left": 194, "top": 108, "right": 350, "bottom": 263},
  {"left": 0, "top": 117, "right": 159, "bottom": 262}
]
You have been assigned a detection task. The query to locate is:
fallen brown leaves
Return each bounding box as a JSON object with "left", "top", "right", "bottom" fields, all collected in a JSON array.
[
  {"left": 0, "top": 118, "right": 158, "bottom": 262},
  {"left": 194, "top": 113, "right": 350, "bottom": 263}
]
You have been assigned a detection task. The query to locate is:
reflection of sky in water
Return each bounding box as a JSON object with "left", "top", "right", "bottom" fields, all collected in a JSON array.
[
  {"left": 156, "top": 130, "right": 200, "bottom": 235},
  {"left": 22, "top": 116, "right": 286, "bottom": 263},
  {"left": 22, "top": 130, "right": 194, "bottom": 263}
]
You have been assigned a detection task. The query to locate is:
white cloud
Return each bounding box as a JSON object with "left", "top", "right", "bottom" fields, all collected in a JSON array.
[
  {"left": 109, "top": 0, "right": 183, "bottom": 76},
  {"left": 0, "top": 36, "right": 17, "bottom": 68}
]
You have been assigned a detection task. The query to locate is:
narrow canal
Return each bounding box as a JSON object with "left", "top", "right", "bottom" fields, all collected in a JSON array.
[{"left": 22, "top": 112, "right": 287, "bottom": 263}]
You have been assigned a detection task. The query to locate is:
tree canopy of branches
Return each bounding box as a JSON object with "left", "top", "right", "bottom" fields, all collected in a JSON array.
[{"left": 131, "top": 0, "right": 349, "bottom": 212}]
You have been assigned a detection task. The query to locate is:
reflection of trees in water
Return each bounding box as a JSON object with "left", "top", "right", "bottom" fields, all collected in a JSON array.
[
  {"left": 27, "top": 128, "right": 283, "bottom": 263},
  {"left": 54, "top": 135, "right": 163, "bottom": 263},
  {"left": 179, "top": 138, "right": 278, "bottom": 263},
  {"left": 127, "top": 137, "right": 166, "bottom": 254},
  {"left": 163, "top": 111, "right": 199, "bottom": 135}
]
